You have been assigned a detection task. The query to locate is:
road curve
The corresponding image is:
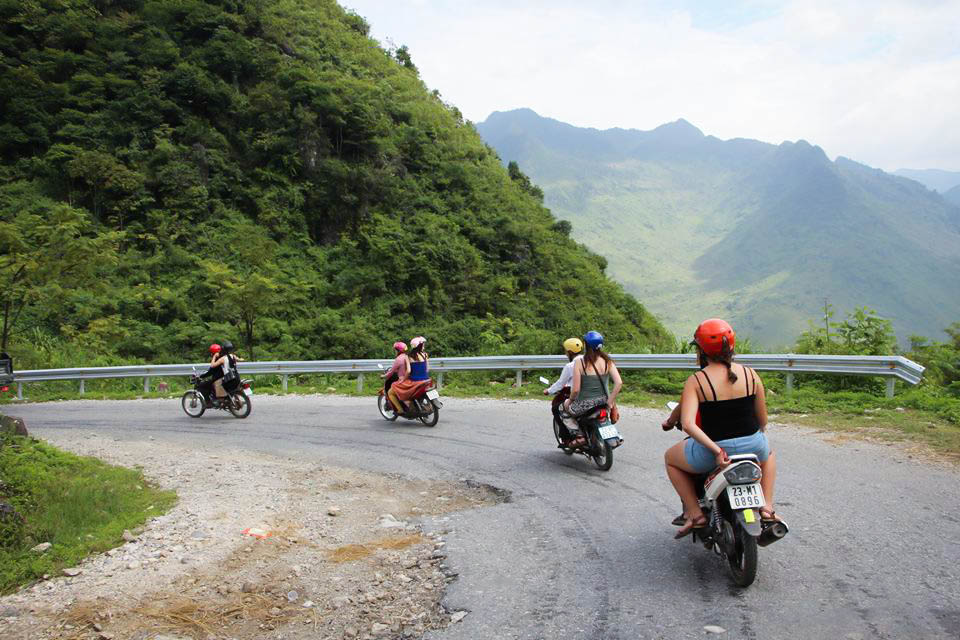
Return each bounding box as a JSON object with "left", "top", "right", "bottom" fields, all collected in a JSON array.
[{"left": 12, "top": 394, "right": 960, "bottom": 640}]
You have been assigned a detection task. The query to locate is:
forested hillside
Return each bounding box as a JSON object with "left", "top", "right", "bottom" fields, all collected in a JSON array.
[
  {"left": 477, "top": 109, "right": 960, "bottom": 346},
  {"left": 0, "top": 0, "right": 672, "bottom": 367}
]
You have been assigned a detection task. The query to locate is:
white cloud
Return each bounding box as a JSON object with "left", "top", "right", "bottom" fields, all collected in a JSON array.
[{"left": 344, "top": 0, "right": 960, "bottom": 170}]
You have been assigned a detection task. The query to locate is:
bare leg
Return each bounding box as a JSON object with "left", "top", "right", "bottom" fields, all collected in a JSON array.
[
  {"left": 760, "top": 450, "right": 778, "bottom": 518},
  {"left": 664, "top": 441, "right": 704, "bottom": 521}
]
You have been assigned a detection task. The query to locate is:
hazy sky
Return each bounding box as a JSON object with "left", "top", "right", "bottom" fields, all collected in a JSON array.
[{"left": 342, "top": 0, "right": 960, "bottom": 172}]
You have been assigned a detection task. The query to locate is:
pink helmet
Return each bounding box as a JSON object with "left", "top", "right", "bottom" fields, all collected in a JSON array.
[
  {"left": 410, "top": 336, "right": 426, "bottom": 349},
  {"left": 393, "top": 341, "right": 407, "bottom": 353}
]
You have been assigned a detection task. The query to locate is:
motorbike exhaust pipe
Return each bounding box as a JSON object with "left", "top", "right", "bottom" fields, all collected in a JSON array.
[{"left": 757, "top": 521, "right": 789, "bottom": 547}]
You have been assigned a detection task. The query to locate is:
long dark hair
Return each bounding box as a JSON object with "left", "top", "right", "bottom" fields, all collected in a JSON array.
[
  {"left": 698, "top": 337, "right": 737, "bottom": 383},
  {"left": 583, "top": 345, "right": 613, "bottom": 373},
  {"left": 409, "top": 343, "right": 427, "bottom": 361}
]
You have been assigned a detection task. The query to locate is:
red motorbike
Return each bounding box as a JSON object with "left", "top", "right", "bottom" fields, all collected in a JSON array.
[{"left": 377, "top": 378, "right": 442, "bottom": 426}]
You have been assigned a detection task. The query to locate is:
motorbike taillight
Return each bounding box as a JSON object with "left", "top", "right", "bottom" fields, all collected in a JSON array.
[
  {"left": 598, "top": 409, "right": 608, "bottom": 420},
  {"left": 243, "top": 382, "right": 250, "bottom": 389},
  {"left": 0, "top": 386, "right": 7, "bottom": 392}
]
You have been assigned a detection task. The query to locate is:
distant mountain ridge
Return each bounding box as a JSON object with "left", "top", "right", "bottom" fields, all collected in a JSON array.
[
  {"left": 477, "top": 109, "right": 960, "bottom": 346},
  {"left": 894, "top": 168, "right": 960, "bottom": 193}
]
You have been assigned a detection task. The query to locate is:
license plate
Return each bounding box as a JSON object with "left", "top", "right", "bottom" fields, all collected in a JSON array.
[
  {"left": 726, "top": 483, "right": 765, "bottom": 509},
  {"left": 243, "top": 388, "right": 252, "bottom": 396},
  {"left": 426, "top": 389, "right": 439, "bottom": 400},
  {"left": 598, "top": 424, "right": 620, "bottom": 440}
]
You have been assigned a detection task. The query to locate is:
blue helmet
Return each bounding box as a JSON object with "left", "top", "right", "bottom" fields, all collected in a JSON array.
[{"left": 583, "top": 330, "right": 604, "bottom": 349}]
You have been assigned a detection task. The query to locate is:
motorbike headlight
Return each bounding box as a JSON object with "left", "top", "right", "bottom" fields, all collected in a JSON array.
[{"left": 724, "top": 462, "right": 761, "bottom": 485}]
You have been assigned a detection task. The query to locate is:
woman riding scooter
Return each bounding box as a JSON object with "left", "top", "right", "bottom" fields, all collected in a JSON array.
[
  {"left": 664, "top": 318, "right": 780, "bottom": 539},
  {"left": 382, "top": 341, "right": 409, "bottom": 413},
  {"left": 389, "top": 336, "right": 430, "bottom": 415}
]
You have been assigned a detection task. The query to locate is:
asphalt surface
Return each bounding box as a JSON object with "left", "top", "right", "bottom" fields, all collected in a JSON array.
[{"left": 11, "top": 394, "right": 960, "bottom": 640}]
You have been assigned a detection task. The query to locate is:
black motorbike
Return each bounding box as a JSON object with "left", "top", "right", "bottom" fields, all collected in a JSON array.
[
  {"left": 544, "top": 377, "right": 622, "bottom": 471},
  {"left": 181, "top": 368, "right": 252, "bottom": 419}
]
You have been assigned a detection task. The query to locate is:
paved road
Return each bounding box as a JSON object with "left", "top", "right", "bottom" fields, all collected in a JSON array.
[{"left": 12, "top": 395, "right": 960, "bottom": 639}]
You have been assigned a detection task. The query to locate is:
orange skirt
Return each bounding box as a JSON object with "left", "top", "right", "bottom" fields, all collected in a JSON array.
[{"left": 391, "top": 378, "right": 430, "bottom": 401}]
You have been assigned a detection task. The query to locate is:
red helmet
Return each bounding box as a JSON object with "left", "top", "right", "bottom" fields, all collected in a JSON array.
[
  {"left": 693, "top": 319, "right": 735, "bottom": 357},
  {"left": 209, "top": 343, "right": 222, "bottom": 354},
  {"left": 393, "top": 341, "right": 407, "bottom": 353}
]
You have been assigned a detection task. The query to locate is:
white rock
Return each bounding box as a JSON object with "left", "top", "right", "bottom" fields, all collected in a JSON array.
[
  {"left": 62, "top": 567, "right": 82, "bottom": 577},
  {"left": 328, "top": 506, "right": 341, "bottom": 516},
  {"left": 704, "top": 625, "right": 726, "bottom": 634},
  {"left": 450, "top": 611, "right": 468, "bottom": 623},
  {"left": 31, "top": 542, "right": 52, "bottom": 553}
]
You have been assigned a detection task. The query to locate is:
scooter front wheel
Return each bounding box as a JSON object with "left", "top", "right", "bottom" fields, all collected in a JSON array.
[
  {"left": 181, "top": 391, "right": 205, "bottom": 418},
  {"left": 378, "top": 394, "right": 399, "bottom": 421}
]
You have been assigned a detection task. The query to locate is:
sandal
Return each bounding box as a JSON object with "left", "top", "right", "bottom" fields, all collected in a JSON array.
[
  {"left": 671, "top": 513, "right": 686, "bottom": 527},
  {"left": 759, "top": 507, "right": 781, "bottom": 523},
  {"left": 566, "top": 435, "right": 587, "bottom": 449},
  {"left": 674, "top": 515, "right": 708, "bottom": 539}
]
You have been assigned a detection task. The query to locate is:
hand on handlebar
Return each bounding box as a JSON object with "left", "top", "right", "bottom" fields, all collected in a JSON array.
[{"left": 542, "top": 389, "right": 549, "bottom": 396}]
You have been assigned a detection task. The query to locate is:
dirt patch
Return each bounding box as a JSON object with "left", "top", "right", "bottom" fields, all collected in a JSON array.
[{"left": 0, "top": 435, "right": 504, "bottom": 640}]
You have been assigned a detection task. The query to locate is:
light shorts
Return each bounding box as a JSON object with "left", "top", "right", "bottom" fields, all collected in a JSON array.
[{"left": 684, "top": 431, "right": 770, "bottom": 474}]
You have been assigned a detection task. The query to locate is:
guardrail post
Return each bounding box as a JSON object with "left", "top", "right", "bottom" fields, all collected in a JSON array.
[
  {"left": 144, "top": 377, "right": 150, "bottom": 393},
  {"left": 17, "top": 383, "right": 23, "bottom": 400},
  {"left": 79, "top": 380, "right": 85, "bottom": 395},
  {"left": 282, "top": 374, "right": 288, "bottom": 392},
  {"left": 885, "top": 378, "right": 895, "bottom": 399},
  {"left": 357, "top": 373, "right": 364, "bottom": 393},
  {"left": 785, "top": 373, "right": 794, "bottom": 393},
  {"left": 516, "top": 370, "right": 523, "bottom": 387},
  {"left": 437, "top": 372, "right": 443, "bottom": 391}
]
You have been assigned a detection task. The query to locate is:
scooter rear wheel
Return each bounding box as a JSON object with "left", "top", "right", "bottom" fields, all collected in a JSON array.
[
  {"left": 727, "top": 525, "right": 758, "bottom": 587},
  {"left": 417, "top": 398, "right": 439, "bottom": 427}
]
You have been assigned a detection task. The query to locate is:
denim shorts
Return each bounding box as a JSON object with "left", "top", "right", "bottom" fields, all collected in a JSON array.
[{"left": 684, "top": 431, "right": 770, "bottom": 474}]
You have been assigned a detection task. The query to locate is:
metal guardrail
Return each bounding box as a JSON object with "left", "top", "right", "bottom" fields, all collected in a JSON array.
[{"left": 8, "top": 353, "right": 924, "bottom": 399}]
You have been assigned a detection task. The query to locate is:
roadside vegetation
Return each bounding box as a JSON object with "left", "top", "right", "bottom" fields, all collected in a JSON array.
[{"left": 0, "top": 432, "right": 177, "bottom": 594}]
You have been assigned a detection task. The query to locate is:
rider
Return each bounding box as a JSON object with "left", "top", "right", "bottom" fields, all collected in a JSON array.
[
  {"left": 664, "top": 318, "right": 779, "bottom": 539},
  {"left": 390, "top": 336, "right": 430, "bottom": 415},
  {"left": 564, "top": 331, "right": 623, "bottom": 448},
  {"left": 198, "top": 341, "right": 241, "bottom": 404},
  {"left": 543, "top": 337, "right": 584, "bottom": 445},
  {"left": 197, "top": 343, "right": 223, "bottom": 402},
  {"left": 382, "top": 341, "right": 410, "bottom": 413}
]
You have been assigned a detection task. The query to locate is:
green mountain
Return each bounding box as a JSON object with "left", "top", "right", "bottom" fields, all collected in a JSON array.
[
  {"left": 477, "top": 109, "right": 960, "bottom": 346},
  {"left": 0, "top": 2, "right": 672, "bottom": 365},
  {"left": 894, "top": 168, "right": 960, "bottom": 194}
]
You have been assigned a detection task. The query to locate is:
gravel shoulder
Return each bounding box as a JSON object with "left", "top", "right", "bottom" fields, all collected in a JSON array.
[{"left": 0, "top": 429, "right": 503, "bottom": 640}]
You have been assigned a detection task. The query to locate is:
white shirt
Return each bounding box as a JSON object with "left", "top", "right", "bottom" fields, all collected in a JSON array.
[{"left": 546, "top": 361, "right": 575, "bottom": 395}]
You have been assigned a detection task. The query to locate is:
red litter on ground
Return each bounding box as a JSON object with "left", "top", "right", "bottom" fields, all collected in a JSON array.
[{"left": 241, "top": 527, "right": 272, "bottom": 539}]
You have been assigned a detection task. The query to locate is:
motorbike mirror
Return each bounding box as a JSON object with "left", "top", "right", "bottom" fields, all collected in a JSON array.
[
  {"left": 538, "top": 376, "right": 550, "bottom": 386},
  {"left": 666, "top": 401, "right": 679, "bottom": 411}
]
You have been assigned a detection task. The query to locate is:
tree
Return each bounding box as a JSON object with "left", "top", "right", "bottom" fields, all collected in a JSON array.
[{"left": 0, "top": 183, "right": 118, "bottom": 351}]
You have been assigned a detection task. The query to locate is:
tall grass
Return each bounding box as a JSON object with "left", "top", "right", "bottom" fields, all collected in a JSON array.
[{"left": 0, "top": 433, "right": 176, "bottom": 593}]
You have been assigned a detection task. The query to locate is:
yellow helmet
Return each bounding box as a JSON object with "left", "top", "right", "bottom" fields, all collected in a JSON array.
[{"left": 562, "top": 337, "right": 584, "bottom": 354}]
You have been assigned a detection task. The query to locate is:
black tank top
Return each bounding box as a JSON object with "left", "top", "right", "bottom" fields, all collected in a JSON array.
[{"left": 694, "top": 367, "right": 760, "bottom": 441}]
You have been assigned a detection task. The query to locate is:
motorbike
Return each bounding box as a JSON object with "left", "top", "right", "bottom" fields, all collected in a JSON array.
[
  {"left": 0, "top": 353, "right": 12, "bottom": 394},
  {"left": 665, "top": 402, "right": 789, "bottom": 587},
  {"left": 543, "top": 376, "right": 622, "bottom": 471},
  {"left": 377, "top": 365, "right": 442, "bottom": 426},
  {"left": 181, "top": 367, "right": 252, "bottom": 419}
]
